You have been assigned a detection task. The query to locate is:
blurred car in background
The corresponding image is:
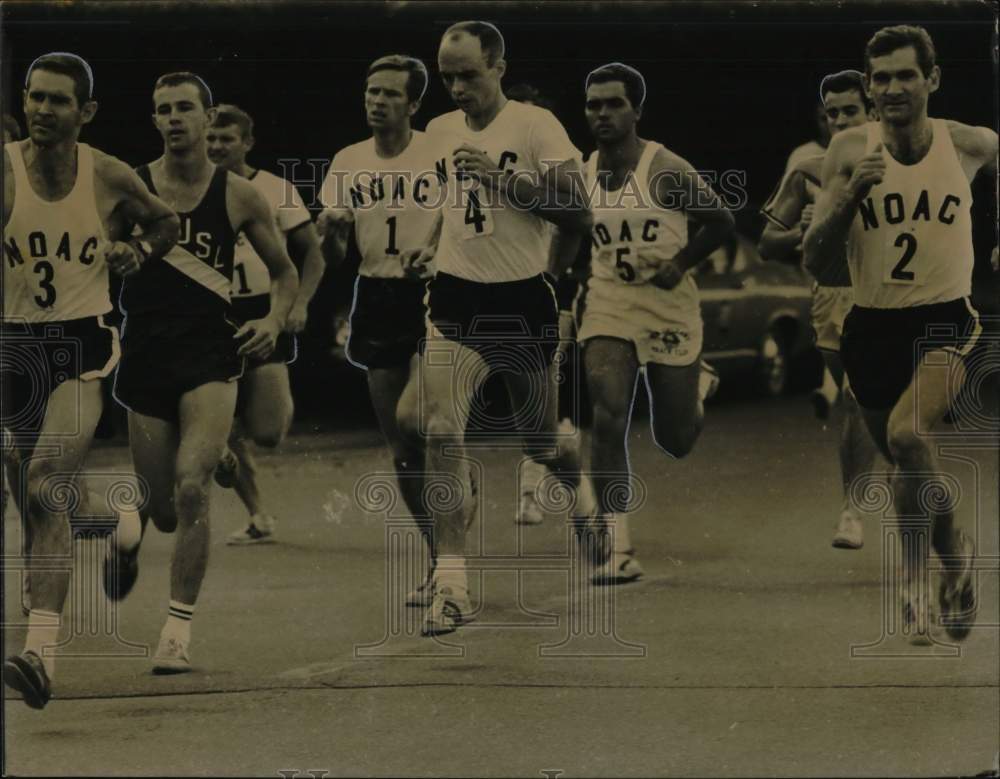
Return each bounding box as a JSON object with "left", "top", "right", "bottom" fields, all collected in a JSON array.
[{"left": 695, "top": 231, "right": 817, "bottom": 396}]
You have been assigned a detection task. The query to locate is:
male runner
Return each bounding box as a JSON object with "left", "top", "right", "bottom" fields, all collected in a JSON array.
[
  {"left": 406, "top": 21, "right": 594, "bottom": 635},
  {"left": 503, "top": 83, "right": 583, "bottom": 528},
  {"left": 577, "top": 63, "right": 734, "bottom": 584},
  {"left": 761, "top": 70, "right": 880, "bottom": 549},
  {"left": 318, "top": 55, "right": 446, "bottom": 605},
  {"left": 804, "top": 25, "right": 996, "bottom": 641},
  {"left": 2, "top": 52, "right": 179, "bottom": 709},
  {"left": 205, "top": 104, "right": 324, "bottom": 545},
  {"left": 108, "top": 72, "right": 298, "bottom": 672}
]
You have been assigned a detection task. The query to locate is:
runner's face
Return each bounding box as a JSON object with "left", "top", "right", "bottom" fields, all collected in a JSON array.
[
  {"left": 152, "top": 83, "right": 209, "bottom": 152},
  {"left": 438, "top": 35, "right": 501, "bottom": 118},
  {"left": 206, "top": 125, "right": 250, "bottom": 170},
  {"left": 365, "top": 69, "right": 415, "bottom": 131},
  {"left": 867, "top": 46, "right": 938, "bottom": 127},
  {"left": 23, "top": 70, "right": 88, "bottom": 147},
  {"left": 822, "top": 89, "right": 869, "bottom": 136},
  {"left": 585, "top": 81, "right": 638, "bottom": 143}
]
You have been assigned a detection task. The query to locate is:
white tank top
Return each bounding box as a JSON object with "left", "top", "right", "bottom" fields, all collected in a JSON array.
[
  {"left": 427, "top": 101, "right": 580, "bottom": 283},
  {"left": 584, "top": 140, "right": 698, "bottom": 305},
  {"left": 321, "top": 132, "right": 447, "bottom": 279},
  {"left": 3, "top": 142, "right": 110, "bottom": 321},
  {"left": 847, "top": 119, "right": 973, "bottom": 308}
]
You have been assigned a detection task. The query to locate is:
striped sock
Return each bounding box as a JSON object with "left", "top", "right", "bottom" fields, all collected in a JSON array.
[{"left": 162, "top": 600, "right": 195, "bottom": 644}]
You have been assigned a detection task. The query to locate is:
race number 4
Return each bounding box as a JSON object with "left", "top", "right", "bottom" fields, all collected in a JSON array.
[{"left": 460, "top": 187, "right": 494, "bottom": 239}]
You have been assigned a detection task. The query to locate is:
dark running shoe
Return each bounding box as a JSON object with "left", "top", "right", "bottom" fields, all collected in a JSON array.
[
  {"left": 103, "top": 543, "right": 140, "bottom": 601},
  {"left": 213, "top": 446, "right": 239, "bottom": 489},
  {"left": 939, "top": 532, "right": 977, "bottom": 641},
  {"left": 4, "top": 651, "right": 51, "bottom": 709}
]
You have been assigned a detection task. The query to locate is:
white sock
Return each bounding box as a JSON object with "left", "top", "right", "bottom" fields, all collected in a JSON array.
[
  {"left": 572, "top": 475, "right": 597, "bottom": 519},
  {"left": 250, "top": 513, "right": 273, "bottom": 530},
  {"left": 609, "top": 513, "right": 633, "bottom": 554},
  {"left": 522, "top": 459, "right": 547, "bottom": 495},
  {"left": 115, "top": 504, "right": 142, "bottom": 550},
  {"left": 434, "top": 555, "right": 468, "bottom": 592},
  {"left": 162, "top": 600, "right": 195, "bottom": 644},
  {"left": 25, "top": 609, "right": 60, "bottom": 678}
]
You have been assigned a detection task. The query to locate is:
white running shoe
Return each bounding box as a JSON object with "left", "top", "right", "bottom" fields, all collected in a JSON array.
[
  {"left": 698, "top": 360, "right": 720, "bottom": 403},
  {"left": 517, "top": 491, "right": 545, "bottom": 525},
  {"left": 226, "top": 516, "right": 276, "bottom": 546},
  {"left": 832, "top": 511, "right": 863, "bottom": 549},
  {"left": 421, "top": 583, "right": 473, "bottom": 636},
  {"left": 406, "top": 570, "right": 435, "bottom": 608},
  {"left": 152, "top": 635, "right": 191, "bottom": 674},
  {"left": 591, "top": 550, "right": 644, "bottom": 585}
]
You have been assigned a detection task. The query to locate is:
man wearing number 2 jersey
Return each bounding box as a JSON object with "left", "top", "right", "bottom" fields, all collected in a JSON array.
[
  {"left": 410, "top": 21, "right": 594, "bottom": 637},
  {"left": 319, "top": 54, "right": 445, "bottom": 606},
  {"left": 206, "top": 104, "right": 324, "bottom": 546},
  {"left": 804, "top": 25, "right": 997, "bottom": 643}
]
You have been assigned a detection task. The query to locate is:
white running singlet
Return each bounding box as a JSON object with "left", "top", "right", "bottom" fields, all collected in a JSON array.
[
  {"left": 321, "top": 131, "right": 447, "bottom": 279},
  {"left": 231, "top": 169, "right": 311, "bottom": 298},
  {"left": 847, "top": 119, "right": 974, "bottom": 309},
  {"left": 3, "top": 141, "right": 110, "bottom": 321},
  {"left": 426, "top": 100, "right": 580, "bottom": 283}
]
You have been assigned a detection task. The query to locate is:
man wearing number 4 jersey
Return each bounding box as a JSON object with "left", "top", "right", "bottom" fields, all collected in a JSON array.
[
  {"left": 401, "top": 21, "right": 595, "bottom": 636},
  {"left": 576, "top": 63, "right": 734, "bottom": 584},
  {"left": 2, "top": 53, "right": 180, "bottom": 709},
  {"left": 760, "top": 70, "right": 880, "bottom": 551},
  {"left": 318, "top": 54, "right": 446, "bottom": 606},
  {"left": 206, "top": 104, "right": 325, "bottom": 545},
  {"left": 805, "top": 25, "right": 997, "bottom": 643}
]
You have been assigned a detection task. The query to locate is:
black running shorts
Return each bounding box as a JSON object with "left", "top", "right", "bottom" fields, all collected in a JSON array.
[
  {"left": 114, "top": 312, "right": 245, "bottom": 423},
  {"left": 425, "top": 272, "right": 559, "bottom": 374},
  {"left": 841, "top": 297, "right": 981, "bottom": 411},
  {"left": 1, "top": 315, "right": 119, "bottom": 436},
  {"left": 347, "top": 275, "right": 428, "bottom": 370}
]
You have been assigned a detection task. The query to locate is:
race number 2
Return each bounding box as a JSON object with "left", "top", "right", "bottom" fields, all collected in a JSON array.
[{"left": 889, "top": 232, "right": 917, "bottom": 282}]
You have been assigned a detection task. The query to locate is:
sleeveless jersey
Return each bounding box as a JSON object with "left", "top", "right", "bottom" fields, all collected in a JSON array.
[
  {"left": 426, "top": 100, "right": 580, "bottom": 283},
  {"left": 3, "top": 141, "right": 110, "bottom": 321},
  {"left": 321, "top": 132, "right": 447, "bottom": 279},
  {"left": 232, "top": 169, "right": 311, "bottom": 298},
  {"left": 121, "top": 165, "right": 236, "bottom": 317},
  {"left": 583, "top": 140, "right": 698, "bottom": 309},
  {"left": 848, "top": 119, "right": 974, "bottom": 308}
]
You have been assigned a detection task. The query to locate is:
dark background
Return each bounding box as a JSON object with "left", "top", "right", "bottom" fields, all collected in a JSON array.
[{"left": 2, "top": 0, "right": 997, "bottom": 425}]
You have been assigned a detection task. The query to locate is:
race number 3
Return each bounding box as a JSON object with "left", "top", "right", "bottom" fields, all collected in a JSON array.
[{"left": 33, "top": 260, "right": 57, "bottom": 308}]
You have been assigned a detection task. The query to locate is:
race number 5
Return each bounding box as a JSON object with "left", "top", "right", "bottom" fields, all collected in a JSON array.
[{"left": 614, "top": 246, "right": 637, "bottom": 283}]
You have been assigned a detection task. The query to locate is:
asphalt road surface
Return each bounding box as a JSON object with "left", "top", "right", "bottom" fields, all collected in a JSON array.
[{"left": 4, "top": 394, "right": 998, "bottom": 777}]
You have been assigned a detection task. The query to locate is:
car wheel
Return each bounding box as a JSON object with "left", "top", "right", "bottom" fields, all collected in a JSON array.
[{"left": 756, "top": 328, "right": 789, "bottom": 397}]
